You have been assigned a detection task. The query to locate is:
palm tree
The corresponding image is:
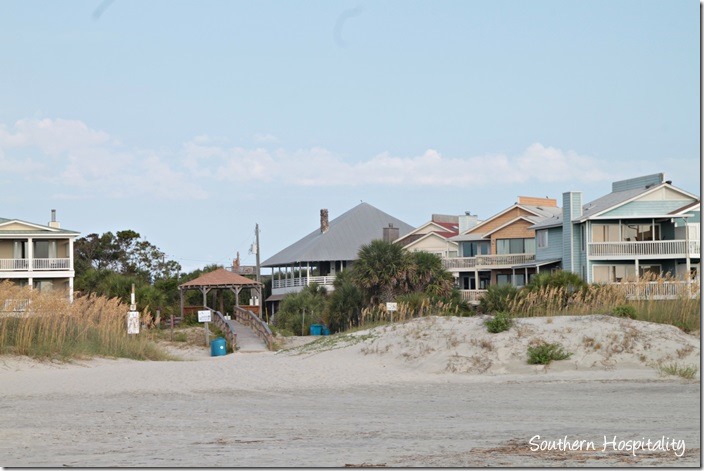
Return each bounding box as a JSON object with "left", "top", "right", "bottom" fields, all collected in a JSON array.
[
  {"left": 407, "top": 251, "right": 454, "bottom": 298},
  {"left": 352, "top": 239, "right": 413, "bottom": 304}
]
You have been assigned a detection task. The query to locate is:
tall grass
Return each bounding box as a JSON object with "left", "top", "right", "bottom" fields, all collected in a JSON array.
[
  {"left": 505, "top": 276, "right": 700, "bottom": 333},
  {"left": 0, "top": 281, "right": 172, "bottom": 361},
  {"left": 358, "top": 297, "right": 465, "bottom": 328}
]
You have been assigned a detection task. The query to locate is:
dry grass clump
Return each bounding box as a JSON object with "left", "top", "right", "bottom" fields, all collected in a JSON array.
[
  {"left": 358, "top": 298, "right": 466, "bottom": 328},
  {"left": 0, "top": 281, "right": 171, "bottom": 361},
  {"left": 505, "top": 276, "right": 700, "bottom": 333}
]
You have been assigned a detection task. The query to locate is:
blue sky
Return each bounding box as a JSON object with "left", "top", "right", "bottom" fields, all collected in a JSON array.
[{"left": 0, "top": 0, "right": 700, "bottom": 272}]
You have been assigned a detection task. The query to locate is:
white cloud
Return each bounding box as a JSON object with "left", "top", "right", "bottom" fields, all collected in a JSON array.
[
  {"left": 180, "top": 139, "right": 612, "bottom": 188},
  {"left": 0, "top": 118, "right": 111, "bottom": 156},
  {"left": 252, "top": 132, "right": 279, "bottom": 144},
  {"left": 0, "top": 116, "right": 619, "bottom": 201},
  {"left": 0, "top": 118, "right": 207, "bottom": 200}
]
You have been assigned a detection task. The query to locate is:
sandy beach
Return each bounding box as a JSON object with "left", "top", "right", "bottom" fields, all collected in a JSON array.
[{"left": 0, "top": 315, "right": 700, "bottom": 467}]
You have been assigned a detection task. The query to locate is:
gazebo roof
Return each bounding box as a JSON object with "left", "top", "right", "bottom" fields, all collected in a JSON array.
[{"left": 179, "top": 268, "right": 262, "bottom": 289}]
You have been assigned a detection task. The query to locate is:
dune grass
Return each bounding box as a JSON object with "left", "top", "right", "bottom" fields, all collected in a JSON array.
[
  {"left": 0, "top": 282, "right": 172, "bottom": 361},
  {"left": 504, "top": 278, "right": 700, "bottom": 333}
]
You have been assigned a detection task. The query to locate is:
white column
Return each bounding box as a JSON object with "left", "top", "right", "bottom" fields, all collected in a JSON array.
[
  {"left": 27, "top": 238, "right": 33, "bottom": 273},
  {"left": 69, "top": 276, "right": 74, "bottom": 303},
  {"left": 68, "top": 238, "right": 74, "bottom": 270}
]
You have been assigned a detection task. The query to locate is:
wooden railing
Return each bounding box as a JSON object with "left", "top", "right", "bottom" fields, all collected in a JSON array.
[
  {"left": 616, "top": 281, "right": 700, "bottom": 300},
  {"left": 589, "top": 240, "right": 700, "bottom": 258},
  {"left": 457, "top": 289, "right": 488, "bottom": 305},
  {"left": 234, "top": 306, "right": 275, "bottom": 350},
  {"left": 211, "top": 310, "right": 238, "bottom": 350},
  {"left": 442, "top": 254, "right": 535, "bottom": 270}
]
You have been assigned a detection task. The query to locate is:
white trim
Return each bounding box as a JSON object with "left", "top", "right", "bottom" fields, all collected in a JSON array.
[{"left": 463, "top": 203, "right": 552, "bottom": 235}]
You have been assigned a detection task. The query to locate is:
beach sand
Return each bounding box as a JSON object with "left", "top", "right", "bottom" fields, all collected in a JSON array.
[{"left": 0, "top": 315, "right": 700, "bottom": 467}]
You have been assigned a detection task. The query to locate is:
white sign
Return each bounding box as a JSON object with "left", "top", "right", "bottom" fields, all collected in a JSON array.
[
  {"left": 386, "top": 302, "right": 398, "bottom": 312},
  {"left": 198, "top": 310, "right": 212, "bottom": 322},
  {"left": 236, "top": 265, "right": 255, "bottom": 275},
  {"left": 127, "top": 311, "right": 140, "bottom": 334}
]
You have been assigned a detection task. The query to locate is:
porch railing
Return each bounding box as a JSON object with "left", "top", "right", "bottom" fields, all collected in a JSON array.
[
  {"left": 0, "top": 258, "right": 70, "bottom": 271},
  {"left": 272, "top": 275, "right": 337, "bottom": 290},
  {"left": 616, "top": 281, "right": 700, "bottom": 300},
  {"left": 588, "top": 240, "right": 700, "bottom": 258},
  {"left": 457, "top": 289, "right": 488, "bottom": 305},
  {"left": 442, "top": 254, "right": 535, "bottom": 270}
]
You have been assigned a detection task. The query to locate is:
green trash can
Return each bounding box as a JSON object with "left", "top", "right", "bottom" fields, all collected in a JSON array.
[
  {"left": 210, "top": 337, "right": 227, "bottom": 356},
  {"left": 309, "top": 324, "right": 323, "bottom": 336}
]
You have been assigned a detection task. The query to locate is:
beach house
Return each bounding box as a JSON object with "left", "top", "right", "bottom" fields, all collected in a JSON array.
[
  {"left": 261, "top": 202, "right": 414, "bottom": 314},
  {"left": 395, "top": 213, "right": 470, "bottom": 259},
  {"left": 443, "top": 197, "right": 562, "bottom": 304},
  {"left": 532, "top": 173, "right": 700, "bottom": 298},
  {"left": 0, "top": 210, "right": 80, "bottom": 301}
]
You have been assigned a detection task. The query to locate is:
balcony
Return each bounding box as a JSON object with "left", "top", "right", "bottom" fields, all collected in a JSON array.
[
  {"left": 588, "top": 240, "right": 700, "bottom": 259},
  {"left": 0, "top": 258, "right": 71, "bottom": 271},
  {"left": 271, "top": 275, "right": 337, "bottom": 295},
  {"left": 442, "top": 254, "right": 535, "bottom": 271}
]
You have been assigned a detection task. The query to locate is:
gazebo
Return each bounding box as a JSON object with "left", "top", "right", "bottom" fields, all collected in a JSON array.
[{"left": 178, "top": 268, "right": 263, "bottom": 318}]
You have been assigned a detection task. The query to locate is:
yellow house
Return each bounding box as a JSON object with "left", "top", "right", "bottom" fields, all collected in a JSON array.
[{"left": 0, "top": 210, "right": 79, "bottom": 301}]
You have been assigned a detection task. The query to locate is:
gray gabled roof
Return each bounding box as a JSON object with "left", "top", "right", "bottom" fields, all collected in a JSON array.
[
  {"left": 577, "top": 185, "right": 655, "bottom": 222},
  {"left": 530, "top": 178, "right": 700, "bottom": 230},
  {"left": 262, "top": 203, "right": 414, "bottom": 267}
]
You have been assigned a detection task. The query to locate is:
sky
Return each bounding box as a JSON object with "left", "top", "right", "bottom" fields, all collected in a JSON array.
[{"left": 0, "top": 0, "right": 700, "bottom": 273}]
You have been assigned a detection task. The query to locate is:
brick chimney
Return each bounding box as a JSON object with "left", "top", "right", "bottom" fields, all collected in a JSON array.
[
  {"left": 320, "top": 209, "right": 329, "bottom": 234},
  {"left": 383, "top": 223, "right": 399, "bottom": 243}
]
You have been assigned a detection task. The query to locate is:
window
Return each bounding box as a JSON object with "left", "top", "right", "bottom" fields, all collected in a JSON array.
[
  {"left": 639, "top": 265, "right": 662, "bottom": 279},
  {"left": 537, "top": 230, "right": 548, "bottom": 249},
  {"left": 34, "top": 241, "right": 57, "bottom": 259},
  {"left": 592, "top": 224, "right": 620, "bottom": 242},
  {"left": 496, "top": 274, "right": 512, "bottom": 285},
  {"left": 622, "top": 223, "right": 660, "bottom": 242},
  {"left": 496, "top": 238, "right": 535, "bottom": 255},
  {"left": 461, "top": 241, "right": 489, "bottom": 257},
  {"left": 593, "top": 264, "right": 637, "bottom": 283}
]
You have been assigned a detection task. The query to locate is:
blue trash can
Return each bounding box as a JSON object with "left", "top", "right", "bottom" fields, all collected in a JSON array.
[
  {"left": 210, "top": 337, "right": 227, "bottom": 356},
  {"left": 309, "top": 324, "right": 323, "bottom": 336},
  {"left": 322, "top": 326, "right": 330, "bottom": 336}
]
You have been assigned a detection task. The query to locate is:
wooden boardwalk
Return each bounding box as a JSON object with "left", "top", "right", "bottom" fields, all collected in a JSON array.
[{"left": 231, "top": 319, "right": 268, "bottom": 352}]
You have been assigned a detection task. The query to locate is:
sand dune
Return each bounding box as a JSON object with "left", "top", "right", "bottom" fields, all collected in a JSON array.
[{"left": 0, "top": 315, "right": 699, "bottom": 467}]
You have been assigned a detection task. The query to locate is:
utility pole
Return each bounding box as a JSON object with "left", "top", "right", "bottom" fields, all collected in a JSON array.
[{"left": 255, "top": 223, "right": 261, "bottom": 283}]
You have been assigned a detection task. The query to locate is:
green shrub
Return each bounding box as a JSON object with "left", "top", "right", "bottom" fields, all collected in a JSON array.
[
  {"left": 524, "top": 270, "right": 587, "bottom": 293},
  {"left": 485, "top": 311, "right": 513, "bottom": 333},
  {"left": 527, "top": 342, "right": 572, "bottom": 365},
  {"left": 479, "top": 284, "right": 519, "bottom": 314},
  {"left": 612, "top": 304, "right": 637, "bottom": 319},
  {"left": 657, "top": 363, "right": 698, "bottom": 379}
]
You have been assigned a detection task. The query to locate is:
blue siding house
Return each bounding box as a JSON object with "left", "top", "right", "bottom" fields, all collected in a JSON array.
[{"left": 532, "top": 173, "right": 700, "bottom": 298}]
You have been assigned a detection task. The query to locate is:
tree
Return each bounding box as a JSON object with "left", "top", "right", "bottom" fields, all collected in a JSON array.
[
  {"left": 74, "top": 230, "right": 183, "bottom": 313},
  {"left": 274, "top": 284, "right": 328, "bottom": 335},
  {"left": 352, "top": 239, "right": 413, "bottom": 304},
  {"left": 407, "top": 251, "right": 454, "bottom": 298},
  {"left": 326, "top": 270, "right": 364, "bottom": 332},
  {"left": 75, "top": 230, "right": 182, "bottom": 284}
]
